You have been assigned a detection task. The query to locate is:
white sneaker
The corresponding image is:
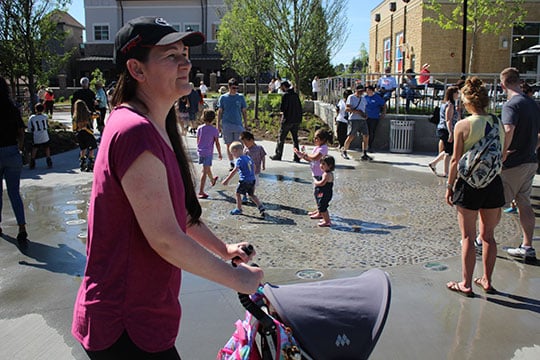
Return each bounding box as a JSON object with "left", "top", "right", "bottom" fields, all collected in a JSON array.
[
  {"left": 507, "top": 245, "right": 536, "bottom": 260},
  {"left": 474, "top": 236, "right": 483, "bottom": 254}
]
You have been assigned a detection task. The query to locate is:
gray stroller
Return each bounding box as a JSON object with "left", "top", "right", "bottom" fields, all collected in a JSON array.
[{"left": 219, "top": 268, "right": 391, "bottom": 360}]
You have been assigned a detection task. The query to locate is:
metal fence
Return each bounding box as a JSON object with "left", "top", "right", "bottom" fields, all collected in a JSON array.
[{"left": 319, "top": 72, "right": 540, "bottom": 114}]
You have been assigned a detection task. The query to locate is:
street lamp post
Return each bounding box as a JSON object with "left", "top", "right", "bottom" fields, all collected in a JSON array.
[
  {"left": 375, "top": 13, "right": 381, "bottom": 72},
  {"left": 402, "top": 0, "right": 410, "bottom": 72},
  {"left": 389, "top": 2, "right": 396, "bottom": 70},
  {"left": 461, "top": 0, "right": 468, "bottom": 76}
]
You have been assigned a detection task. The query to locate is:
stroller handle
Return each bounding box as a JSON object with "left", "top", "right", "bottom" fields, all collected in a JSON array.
[{"left": 234, "top": 245, "right": 276, "bottom": 335}]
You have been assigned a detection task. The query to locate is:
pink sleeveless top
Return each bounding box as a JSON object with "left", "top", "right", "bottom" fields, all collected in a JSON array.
[{"left": 72, "top": 107, "right": 187, "bottom": 352}]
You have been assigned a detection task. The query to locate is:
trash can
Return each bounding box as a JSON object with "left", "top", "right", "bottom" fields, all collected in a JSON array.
[{"left": 389, "top": 119, "right": 414, "bottom": 153}]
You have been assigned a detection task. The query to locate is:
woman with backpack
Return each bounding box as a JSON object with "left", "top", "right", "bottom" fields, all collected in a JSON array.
[{"left": 445, "top": 77, "right": 505, "bottom": 297}]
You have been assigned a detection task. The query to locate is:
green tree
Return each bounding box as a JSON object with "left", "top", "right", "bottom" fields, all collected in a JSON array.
[
  {"left": 424, "top": 0, "right": 526, "bottom": 73},
  {"left": 0, "top": 0, "right": 71, "bottom": 109},
  {"left": 348, "top": 43, "right": 369, "bottom": 74},
  {"left": 217, "top": 0, "right": 273, "bottom": 121},
  {"left": 256, "top": 0, "right": 348, "bottom": 95}
]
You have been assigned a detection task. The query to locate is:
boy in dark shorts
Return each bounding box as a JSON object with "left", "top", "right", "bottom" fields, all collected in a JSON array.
[
  {"left": 28, "top": 103, "right": 52, "bottom": 169},
  {"left": 221, "top": 141, "right": 266, "bottom": 217}
]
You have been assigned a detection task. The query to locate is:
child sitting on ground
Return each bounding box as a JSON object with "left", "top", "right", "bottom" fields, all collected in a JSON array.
[
  {"left": 28, "top": 103, "right": 52, "bottom": 169},
  {"left": 222, "top": 141, "right": 266, "bottom": 218},
  {"left": 293, "top": 128, "right": 331, "bottom": 220},
  {"left": 240, "top": 131, "right": 266, "bottom": 203},
  {"left": 73, "top": 99, "right": 98, "bottom": 172},
  {"left": 196, "top": 109, "right": 222, "bottom": 199},
  {"left": 312, "top": 155, "right": 335, "bottom": 227}
]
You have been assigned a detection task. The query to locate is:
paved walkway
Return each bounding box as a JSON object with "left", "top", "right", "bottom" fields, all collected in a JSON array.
[{"left": 0, "top": 112, "right": 539, "bottom": 359}]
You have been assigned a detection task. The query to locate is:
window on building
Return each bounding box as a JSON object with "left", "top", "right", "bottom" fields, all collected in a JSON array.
[
  {"left": 184, "top": 23, "right": 200, "bottom": 32},
  {"left": 383, "top": 38, "right": 391, "bottom": 70},
  {"left": 94, "top": 24, "right": 109, "bottom": 41},
  {"left": 511, "top": 22, "right": 540, "bottom": 76},
  {"left": 212, "top": 23, "right": 220, "bottom": 41},
  {"left": 395, "top": 32, "right": 404, "bottom": 73}
]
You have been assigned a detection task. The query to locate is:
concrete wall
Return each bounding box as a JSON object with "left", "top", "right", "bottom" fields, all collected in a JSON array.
[{"left": 308, "top": 100, "right": 438, "bottom": 153}]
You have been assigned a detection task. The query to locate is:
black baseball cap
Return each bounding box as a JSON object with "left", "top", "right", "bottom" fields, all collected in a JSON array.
[
  {"left": 114, "top": 16, "right": 205, "bottom": 70},
  {"left": 355, "top": 84, "right": 365, "bottom": 91}
]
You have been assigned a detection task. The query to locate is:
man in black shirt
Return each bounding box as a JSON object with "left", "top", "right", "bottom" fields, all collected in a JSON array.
[
  {"left": 270, "top": 81, "right": 303, "bottom": 162},
  {"left": 71, "top": 77, "right": 96, "bottom": 116}
]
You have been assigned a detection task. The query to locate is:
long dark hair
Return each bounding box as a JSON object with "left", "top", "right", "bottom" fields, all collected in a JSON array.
[
  {"left": 111, "top": 64, "right": 202, "bottom": 225},
  {"left": 0, "top": 76, "right": 21, "bottom": 129}
]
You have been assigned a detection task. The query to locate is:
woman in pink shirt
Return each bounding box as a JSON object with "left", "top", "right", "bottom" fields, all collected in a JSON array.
[{"left": 72, "top": 17, "right": 262, "bottom": 359}]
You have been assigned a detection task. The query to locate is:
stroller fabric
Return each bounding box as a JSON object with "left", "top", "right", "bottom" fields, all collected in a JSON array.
[{"left": 263, "top": 269, "right": 391, "bottom": 360}]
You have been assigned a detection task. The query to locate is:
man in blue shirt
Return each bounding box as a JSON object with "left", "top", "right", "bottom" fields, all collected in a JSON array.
[
  {"left": 217, "top": 78, "right": 248, "bottom": 170},
  {"left": 363, "top": 85, "right": 386, "bottom": 155}
]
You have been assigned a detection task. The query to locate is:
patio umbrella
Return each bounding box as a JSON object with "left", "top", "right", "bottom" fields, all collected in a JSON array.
[{"left": 517, "top": 44, "right": 540, "bottom": 56}]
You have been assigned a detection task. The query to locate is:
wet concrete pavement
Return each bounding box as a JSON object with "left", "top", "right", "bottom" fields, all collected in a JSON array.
[{"left": 1, "top": 112, "right": 539, "bottom": 359}]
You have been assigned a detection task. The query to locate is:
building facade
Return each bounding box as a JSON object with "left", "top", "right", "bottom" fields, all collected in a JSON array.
[
  {"left": 369, "top": 0, "right": 540, "bottom": 81},
  {"left": 80, "top": 0, "right": 227, "bottom": 85}
]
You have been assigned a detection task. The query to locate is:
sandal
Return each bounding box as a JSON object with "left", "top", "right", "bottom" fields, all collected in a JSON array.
[
  {"left": 428, "top": 163, "right": 437, "bottom": 175},
  {"left": 198, "top": 193, "right": 209, "bottom": 199},
  {"left": 446, "top": 281, "right": 474, "bottom": 298},
  {"left": 210, "top": 176, "right": 219, "bottom": 187},
  {"left": 318, "top": 221, "right": 332, "bottom": 227},
  {"left": 310, "top": 214, "right": 323, "bottom": 219},
  {"left": 307, "top": 210, "right": 318, "bottom": 216},
  {"left": 473, "top": 278, "right": 497, "bottom": 294}
]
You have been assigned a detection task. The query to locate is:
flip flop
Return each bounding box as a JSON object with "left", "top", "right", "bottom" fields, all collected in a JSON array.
[
  {"left": 446, "top": 281, "right": 474, "bottom": 298},
  {"left": 211, "top": 176, "right": 219, "bottom": 187},
  {"left": 428, "top": 163, "right": 437, "bottom": 175},
  {"left": 473, "top": 278, "right": 497, "bottom": 294},
  {"left": 198, "top": 193, "right": 209, "bottom": 199},
  {"left": 318, "top": 222, "right": 332, "bottom": 227},
  {"left": 310, "top": 214, "right": 323, "bottom": 219}
]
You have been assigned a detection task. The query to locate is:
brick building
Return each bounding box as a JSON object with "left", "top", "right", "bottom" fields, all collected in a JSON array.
[{"left": 369, "top": 0, "right": 540, "bottom": 80}]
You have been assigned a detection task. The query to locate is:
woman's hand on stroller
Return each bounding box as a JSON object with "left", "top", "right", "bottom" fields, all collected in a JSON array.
[
  {"left": 234, "top": 263, "right": 264, "bottom": 294},
  {"left": 228, "top": 242, "right": 255, "bottom": 266}
]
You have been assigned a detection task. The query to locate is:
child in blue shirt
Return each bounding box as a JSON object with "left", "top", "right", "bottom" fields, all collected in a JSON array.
[{"left": 222, "top": 141, "right": 266, "bottom": 218}]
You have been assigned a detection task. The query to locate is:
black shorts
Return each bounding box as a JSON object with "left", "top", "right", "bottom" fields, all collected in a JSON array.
[
  {"left": 452, "top": 175, "right": 505, "bottom": 210},
  {"left": 77, "top": 130, "right": 97, "bottom": 150},
  {"left": 236, "top": 180, "right": 256, "bottom": 196},
  {"left": 437, "top": 128, "right": 453, "bottom": 155}
]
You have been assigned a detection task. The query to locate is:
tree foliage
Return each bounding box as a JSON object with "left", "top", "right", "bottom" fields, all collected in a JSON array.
[
  {"left": 217, "top": 0, "right": 348, "bottom": 96},
  {"left": 217, "top": 0, "right": 274, "bottom": 120},
  {"left": 0, "top": 0, "right": 71, "bottom": 107},
  {"left": 423, "top": 0, "right": 526, "bottom": 73}
]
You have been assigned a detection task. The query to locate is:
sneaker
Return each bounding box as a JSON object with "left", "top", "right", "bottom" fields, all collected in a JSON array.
[
  {"left": 474, "top": 236, "right": 483, "bottom": 254},
  {"left": 503, "top": 207, "right": 518, "bottom": 214},
  {"left": 46, "top": 157, "right": 53, "bottom": 168},
  {"left": 361, "top": 154, "right": 373, "bottom": 161},
  {"left": 230, "top": 208, "right": 243, "bottom": 215},
  {"left": 29, "top": 158, "right": 36, "bottom": 169},
  {"left": 242, "top": 195, "right": 249, "bottom": 204},
  {"left": 258, "top": 206, "right": 266, "bottom": 218},
  {"left": 269, "top": 155, "right": 281, "bottom": 161},
  {"left": 506, "top": 245, "right": 536, "bottom": 260},
  {"left": 341, "top": 151, "right": 350, "bottom": 160}
]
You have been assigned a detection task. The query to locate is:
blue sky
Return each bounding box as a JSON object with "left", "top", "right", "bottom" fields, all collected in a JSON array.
[{"left": 67, "top": 0, "right": 380, "bottom": 65}]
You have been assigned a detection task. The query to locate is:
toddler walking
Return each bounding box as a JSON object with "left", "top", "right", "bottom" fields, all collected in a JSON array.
[
  {"left": 222, "top": 141, "right": 266, "bottom": 218},
  {"left": 240, "top": 131, "right": 266, "bottom": 203},
  {"left": 196, "top": 109, "right": 222, "bottom": 199},
  {"left": 293, "top": 129, "right": 331, "bottom": 220},
  {"left": 313, "top": 156, "right": 335, "bottom": 227},
  {"left": 73, "top": 99, "right": 98, "bottom": 172},
  {"left": 28, "top": 103, "right": 52, "bottom": 169}
]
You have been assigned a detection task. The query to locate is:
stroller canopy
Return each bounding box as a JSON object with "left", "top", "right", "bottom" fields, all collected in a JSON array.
[{"left": 263, "top": 268, "right": 391, "bottom": 360}]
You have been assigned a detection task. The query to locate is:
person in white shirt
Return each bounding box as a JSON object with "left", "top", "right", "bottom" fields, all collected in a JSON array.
[
  {"left": 376, "top": 67, "right": 397, "bottom": 103},
  {"left": 199, "top": 81, "right": 208, "bottom": 98},
  {"left": 312, "top": 75, "right": 320, "bottom": 100},
  {"left": 28, "top": 103, "right": 52, "bottom": 169}
]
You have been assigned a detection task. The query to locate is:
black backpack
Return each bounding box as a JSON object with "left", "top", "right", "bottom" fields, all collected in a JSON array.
[{"left": 429, "top": 106, "right": 440, "bottom": 125}]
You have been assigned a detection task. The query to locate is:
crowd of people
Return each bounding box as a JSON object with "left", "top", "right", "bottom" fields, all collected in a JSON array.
[{"left": 1, "top": 15, "right": 539, "bottom": 357}]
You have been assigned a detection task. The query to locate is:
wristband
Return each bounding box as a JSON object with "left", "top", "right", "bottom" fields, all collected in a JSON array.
[{"left": 446, "top": 182, "right": 454, "bottom": 190}]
